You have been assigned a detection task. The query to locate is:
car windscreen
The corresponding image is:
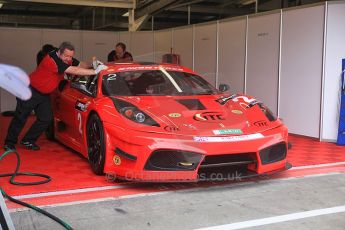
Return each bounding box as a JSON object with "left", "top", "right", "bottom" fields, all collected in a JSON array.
[{"left": 102, "top": 69, "right": 219, "bottom": 96}]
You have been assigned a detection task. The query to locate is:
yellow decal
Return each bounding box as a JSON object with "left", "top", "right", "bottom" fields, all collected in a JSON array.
[
  {"left": 169, "top": 113, "right": 181, "bottom": 118},
  {"left": 113, "top": 155, "right": 121, "bottom": 165},
  {"left": 231, "top": 110, "right": 243, "bottom": 115}
]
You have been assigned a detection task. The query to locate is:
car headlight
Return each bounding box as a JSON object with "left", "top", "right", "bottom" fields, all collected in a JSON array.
[{"left": 112, "top": 98, "right": 160, "bottom": 126}]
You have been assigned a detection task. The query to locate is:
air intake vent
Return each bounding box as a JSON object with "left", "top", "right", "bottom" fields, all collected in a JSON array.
[{"left": 176, "top": 99, "right": 206, "bottom": 110}]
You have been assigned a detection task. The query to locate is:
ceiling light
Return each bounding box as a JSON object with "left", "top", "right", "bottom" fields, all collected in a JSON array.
[{"left": 0, "top": 3, "right": 3, "bottom": 8}]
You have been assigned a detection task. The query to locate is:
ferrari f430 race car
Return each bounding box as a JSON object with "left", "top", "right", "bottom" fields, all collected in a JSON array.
[{"left": 48, "top": 62, "right": 290, "bottom": 182}]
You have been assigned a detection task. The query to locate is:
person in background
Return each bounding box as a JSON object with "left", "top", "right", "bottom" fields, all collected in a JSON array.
[
  {"left": 36, "top": 44, "right": 57, "bottom": 66},
  {"left": 3, "top": 41, "right": 107, "bottom": 151},
  {"left": 107, "top": 42, "right": 133, "bottom": 62}
]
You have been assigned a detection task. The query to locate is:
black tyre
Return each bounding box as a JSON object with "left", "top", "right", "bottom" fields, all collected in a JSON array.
[
  {"left": 87, "top": 113, "right": 105, "bottom": 175},
  {"left": 45, "top": 120, "right": 55, "bottom": 141}
]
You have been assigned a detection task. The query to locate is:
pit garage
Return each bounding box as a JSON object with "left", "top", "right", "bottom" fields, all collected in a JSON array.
[{"left": 0, "top": 1, "right": 345, "bottom": 229}]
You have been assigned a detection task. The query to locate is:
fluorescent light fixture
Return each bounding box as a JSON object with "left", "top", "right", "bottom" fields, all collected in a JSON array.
[{"left": 0, "top": 3, "right": 3, "bottom": 8}]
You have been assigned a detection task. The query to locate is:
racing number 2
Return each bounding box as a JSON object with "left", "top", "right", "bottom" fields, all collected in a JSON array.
[{"left": 77, "top": 112, "right": 83, "bottom": 135}]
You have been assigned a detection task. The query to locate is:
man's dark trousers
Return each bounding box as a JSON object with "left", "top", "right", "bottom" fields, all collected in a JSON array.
[{"left": 5, "top": 87, "right": 52, "bottom": 145}]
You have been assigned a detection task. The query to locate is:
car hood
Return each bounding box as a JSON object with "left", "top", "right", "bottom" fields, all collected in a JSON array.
[{"left": 111, "top": 95, "right": 282, "bottom": 136}]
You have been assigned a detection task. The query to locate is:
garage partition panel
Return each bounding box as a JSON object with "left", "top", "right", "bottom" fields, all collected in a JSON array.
[
  {"left": 131, "top": 31, "right": 154, "bottom": 62},
  {"left": 218, "top": 18, "right": 247, "bottom": 94},
  {"left": 154, "top": 30, "right": 172, "bottom": 63},
  {"left": 246, "top": 12, "right": 280, "bottom": 115},
  {"left": 280, "top": 5, "right": 324, "bottom": 138},
  {"left": 194, "top": 23, "right": 217, "bottom": 86},
  {"left": 82, "top": 31, "right": 118, "bottom": 62},
  {"left": 172, "top": 27, "right": 193, "bottom": 69}
]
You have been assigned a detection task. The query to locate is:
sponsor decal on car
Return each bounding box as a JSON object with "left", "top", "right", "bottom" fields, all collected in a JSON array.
[
  {"left": 215, "top": 94, "right": 237, "bottom": 105},
  {"left": 193, "top": 133, "right": 264, "bottom": 142},
  {"left": 168, "top": 113, "right": 181, "bottom": 118},
  {"left": 213, "top": 129, "right": 243, "bottom": 135},
  {"left": 253, "top": 120, "right": 268, "bottom": 127},
  {"left": 194, "top": 112, "right": 225, "bottom": 122},
  {"left": 164, "top": 125, "right": 180, "bottom": 132},
  {"left": 113, "top": 155, "right": 121, "bottom": 165},
  {"left": 75, "top": 101, "right": 89, "bottom": 112},
  {"left": 117, "top": 66, "right": 183, "bottom": 71},
  {"left": 231, "top": 109, "right": 243, "bottom": 115},
  {"left": 232, "top": 95, "right": 258, "bottom": 108}
]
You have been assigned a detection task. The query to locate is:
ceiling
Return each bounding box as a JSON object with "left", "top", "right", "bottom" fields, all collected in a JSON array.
[{"left": 0, "top": 0, "right": 324, "bottom": 31}]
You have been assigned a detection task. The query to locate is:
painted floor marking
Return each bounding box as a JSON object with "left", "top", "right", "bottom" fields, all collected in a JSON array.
[
  {"left": 195, "top": 205, "right": 345, "bottom": 230},
  {"left": 291, "top": 161, "right": 345, "bottom": 170},
  {"left": 9, "top": 171, "right": 344, "bottom": 212},
  {"left": 12, "top": 184, "right": 130, "bottom": 199}
]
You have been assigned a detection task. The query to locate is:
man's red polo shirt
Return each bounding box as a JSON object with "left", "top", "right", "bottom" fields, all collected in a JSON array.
[{"left": 30, "top": 52, "right": 79, "bottom": 94}]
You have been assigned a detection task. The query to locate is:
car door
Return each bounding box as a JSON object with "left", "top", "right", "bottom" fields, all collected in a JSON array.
[{"left": 55, "top": 76, "right": 96, "bottom": 152}]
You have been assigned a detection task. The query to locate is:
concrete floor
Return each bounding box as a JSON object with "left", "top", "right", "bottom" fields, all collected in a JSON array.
[{"left": 9, "top": 172, "right": 345, "bottom": 230}]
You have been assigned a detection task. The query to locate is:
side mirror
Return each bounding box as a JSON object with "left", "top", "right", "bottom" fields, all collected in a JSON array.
[{"left": 218, "top": 84, "right": 230, "bottom": 92}]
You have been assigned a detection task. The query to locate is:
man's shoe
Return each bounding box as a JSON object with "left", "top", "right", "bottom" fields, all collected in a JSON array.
[
  {"left": 20, "top": 141, "right": 40, "bottom": 150},
  {"left": 4, "top": 144, "right": 16, "bottom": 151}
]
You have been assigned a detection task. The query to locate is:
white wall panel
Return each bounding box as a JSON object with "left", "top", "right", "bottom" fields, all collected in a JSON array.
[
  {"left": 0, "top": 28, "right": 41, "bottom": 112},
  {"left": 194, "top": 23, "right": 217, "bottom": 86},
  {"left": 246, "top": 13, "right": 280, "bottom": 114},
  {"left": 42, "top": 29, "right": 82, "bottom": 60},
  {"left": 173, "top": 27, "right": 193, "bottom": 69},
  {"left": 322, "top": 2, "right": 345, "bottom": 141},
  {"left": 0, "top": 28, "right": 41, "bottom": 72},
  {"left": 131, "top": 31, "right": 154, "bottom": 62},
  {"left": 218, "top": 18, "right": 246, "bottom": 94},
  {"left": 82, "top": 31, "right": 117, "bottom": 63},
  {"left": 154, "top": 30, "right": 172, "bottom": 63},
  {"left": 280, "top": 5, "right": 324, "bottom": 137}
]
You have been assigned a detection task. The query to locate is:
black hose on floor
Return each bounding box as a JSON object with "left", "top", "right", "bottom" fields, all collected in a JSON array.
[{"left": 0, "top": 149, "right": 73, "bottom": 230}]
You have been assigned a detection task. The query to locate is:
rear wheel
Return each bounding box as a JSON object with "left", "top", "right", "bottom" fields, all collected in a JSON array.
[{"left": 87, "top": 113, "right": 105, "bottom": 175}]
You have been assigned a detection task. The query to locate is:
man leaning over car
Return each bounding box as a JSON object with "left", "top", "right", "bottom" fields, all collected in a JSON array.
[{"left": 3, "top": 41, "right": 107, "bottom": 151}]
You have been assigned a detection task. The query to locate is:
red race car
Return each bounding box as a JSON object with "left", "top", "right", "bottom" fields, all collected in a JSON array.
[{"left": 48, "top": 62, "right": 290, "bottom": 182}]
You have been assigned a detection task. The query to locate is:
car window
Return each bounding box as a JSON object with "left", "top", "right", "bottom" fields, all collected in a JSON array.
[
  {"left": 71, "top": 75, "right": 97, "bottom": 97},
  {"left": 102, "top": 70, "right": 218, "bottom": 96}
]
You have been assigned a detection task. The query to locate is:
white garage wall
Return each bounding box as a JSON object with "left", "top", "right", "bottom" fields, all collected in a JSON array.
[
  {"left": 218, "top": 17, "right": 247, "bottom": 94},
  {"left": 246, "top": 12, "right": 281, "bottom": 115},
  {"left": 0, "top": 28, "right": 41, "bottom": 72},
  {"left": 280, "top": 5, "right": 325, "bottom": 138},
  {"left": 0, "top": 27, "right": 41, "bottom": 112},
  {"left": 172, "top": 26, "right": 193, "bottom": 69},
  {"left": 154, "top": 30, "right": 172, "bottom": 63},
  {"left": 130, "top": 31, "right": 154, "bottom": 62},
  {"left": 194, "top": 23, "right": 217, "bottom": 86},
  {"left": 322, "top": 1, "right": 345, "bottom": 141},
  {"left": 82, "top": 31, "right": 118, "bottom": 62},
  {"left": 42, "top": 29, "right": 83, "bottom": 60}
]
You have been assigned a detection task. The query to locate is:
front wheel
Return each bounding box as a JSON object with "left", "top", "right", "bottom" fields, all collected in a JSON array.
[{"left": 87, "top": 113, "right": 105, "bottom": 175}]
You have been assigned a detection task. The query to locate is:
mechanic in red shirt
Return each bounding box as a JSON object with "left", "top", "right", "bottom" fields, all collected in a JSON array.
[
  {"left": 107, "top": 42, "right": 133, "bottom": 62},
  {"left": 4, "top": 41, "right": 107, "bottom": 151}
]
